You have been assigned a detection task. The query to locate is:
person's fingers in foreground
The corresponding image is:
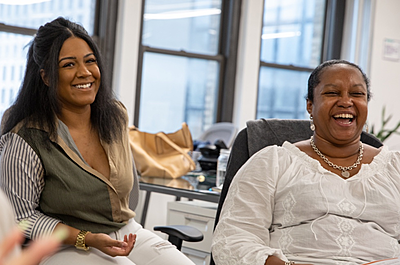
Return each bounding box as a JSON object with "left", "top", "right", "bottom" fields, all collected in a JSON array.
[
  {"left": 0, "top": 228, "right": 24, "bottom": 261},
  {"left": 3, "top": 227, "right": 68, "bottom": 265}
]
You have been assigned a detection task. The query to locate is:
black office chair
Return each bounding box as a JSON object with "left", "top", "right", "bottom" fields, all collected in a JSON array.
[{"left": 209, "top": 118, "right": 383, "bottom": 265}]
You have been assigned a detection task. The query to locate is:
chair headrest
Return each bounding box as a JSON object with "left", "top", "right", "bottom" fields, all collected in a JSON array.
[
  {"left": 246, "top": 118, "right": 383, "bottom": 157},
  {"left": 246, "top": 119, "right": 312, "bottom": 156}
]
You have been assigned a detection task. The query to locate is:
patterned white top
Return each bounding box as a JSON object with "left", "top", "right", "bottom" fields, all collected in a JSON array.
[{"left": 211, "top": 142, "right": 400, "bottom": 265}]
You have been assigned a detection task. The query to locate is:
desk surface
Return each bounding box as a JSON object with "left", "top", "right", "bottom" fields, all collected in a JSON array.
[{"left": 139, "top": 172, "right": 220, "bottom": 203}]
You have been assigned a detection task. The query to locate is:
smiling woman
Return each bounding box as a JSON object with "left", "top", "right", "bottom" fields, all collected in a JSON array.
[
  {"left": 0, "top": 17, "right": 195, "bottom": 265},
  {"left": 211, "top": 60, "right": 400, "bottom": 265},
  {"left": 55, "top": 37, "right": 101, "bottom": 111},
  {"left": 307, "top": 62, "right": 369, "bottom": 152}
]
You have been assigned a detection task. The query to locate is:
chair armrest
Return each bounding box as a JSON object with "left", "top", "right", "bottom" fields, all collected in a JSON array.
[{"left": 153, "top": 225, "right": 203, "bottom": 242}]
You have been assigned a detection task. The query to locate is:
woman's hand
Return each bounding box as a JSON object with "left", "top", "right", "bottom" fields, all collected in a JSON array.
[
  {"left": 85, "top": 232, "right": 136, "bottom": 257},
  {"left": 265, "top": 255, "right": 313, "bottom": 265},
  {"left": 54, "top": 223, "right": 136, "bottom": 257}
]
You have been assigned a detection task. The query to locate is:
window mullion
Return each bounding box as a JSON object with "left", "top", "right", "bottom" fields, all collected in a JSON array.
[
  {"left": 0, "top": 23, "right": 36, "bottom": 36},
  {"left": 143, "top": 46, "right": 224, "bottom": 61},
  {"left": 259, "top": 61, "right": 314, "bottom": 72},
  {"left": 322, "top": 0, "right": 346, "bottom": 61},
  {"left": 218, "top": 0, "right": 242, "bottom": 123}
]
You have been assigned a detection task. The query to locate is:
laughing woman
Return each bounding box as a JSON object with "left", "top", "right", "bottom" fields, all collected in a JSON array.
[
  {"left": 211, "top": 60, "right": 400, "bottom": 265},
  {"left": 0, "top": 17, "right": 194, "bottom": 265}
]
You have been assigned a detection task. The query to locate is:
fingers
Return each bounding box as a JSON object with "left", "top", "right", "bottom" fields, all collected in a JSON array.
[
  {"left": 85, "top": 233, "right": 137, "bottom": 257},
  {"left": 106, "top": 234, "right": 136, "bottom": 257},
  {"left": 0, "top": 228, "right": 24, "bottom": 259},
  {"left": 9, "top": 235, "right": 60, "bottom": 265},
  {"left": 124, "top": 234, "right": 136, "bottom": 244},
  {"left": 125, "top": 233, "right": 136, "bottom": 250},
  {"left": 2, "top": 227, "right": 68, "bottom": 265}
]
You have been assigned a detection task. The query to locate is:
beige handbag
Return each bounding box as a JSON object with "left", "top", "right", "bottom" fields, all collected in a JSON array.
[{"left": 129, "top": 123, "right": 196, "bottom": 178}]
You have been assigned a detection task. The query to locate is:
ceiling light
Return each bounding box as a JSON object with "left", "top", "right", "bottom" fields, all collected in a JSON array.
[
  {"left": 144, "top": 8, "right": 221, "bottom": 20},
  {"left": 0, "top": 0, "right": 50, "bottom": 5},
  {"left": 262, "top": 31, "right": 301, "bottom": 40}
]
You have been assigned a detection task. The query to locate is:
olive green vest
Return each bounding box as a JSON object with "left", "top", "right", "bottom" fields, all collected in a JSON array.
[{"left": 17, "top": 126, "right": 131, "bottom": 234}]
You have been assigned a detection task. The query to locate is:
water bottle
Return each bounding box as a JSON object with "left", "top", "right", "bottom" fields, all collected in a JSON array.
[{"left": 216, "top": 149, "right": 230, "bottom": 187}]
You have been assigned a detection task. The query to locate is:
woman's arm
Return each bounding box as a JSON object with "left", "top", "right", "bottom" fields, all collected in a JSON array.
[
  {"left": 0, "top": 133, "right": 60, "bottom": 239},
  {"left": 212, "top": 146, "right": 314, "bottom": 265},
  {"left": 0, "top": 133, "right": 136, "bottom": 257},
  {"left": 212, "top": 147, "right": 288, "bottom": 265}
]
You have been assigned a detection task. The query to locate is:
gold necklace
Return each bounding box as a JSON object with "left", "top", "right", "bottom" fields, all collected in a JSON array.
[{"left": 310, "top": 136, "right": 364, "bottom": 178}]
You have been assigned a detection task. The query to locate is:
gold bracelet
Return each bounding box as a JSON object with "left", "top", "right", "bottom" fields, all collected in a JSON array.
[{"left": 75, "top": 230, "right": 90, "bottom": 251}]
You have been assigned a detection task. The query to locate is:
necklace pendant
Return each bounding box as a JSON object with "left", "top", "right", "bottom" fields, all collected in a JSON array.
[{"left": 342, "top": 171, "right": 350, "bottom": 178}]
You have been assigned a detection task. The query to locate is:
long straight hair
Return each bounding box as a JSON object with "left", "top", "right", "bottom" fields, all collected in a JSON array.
[{"left": 2, "top": 17, "right": 126, "bottom": 143}]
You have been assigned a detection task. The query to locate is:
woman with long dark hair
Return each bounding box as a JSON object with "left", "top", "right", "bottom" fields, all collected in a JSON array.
[{"left": 0, "top": 17, "right": 194, "bottom": 265}]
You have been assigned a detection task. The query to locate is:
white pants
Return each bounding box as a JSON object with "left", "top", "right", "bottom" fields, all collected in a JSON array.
[{"left": 40, "top": 219, "right": 195, "bottom": 265}]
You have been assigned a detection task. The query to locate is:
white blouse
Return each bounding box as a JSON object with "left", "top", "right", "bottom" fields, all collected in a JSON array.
[{"left": 211, "top": 142, "right": 400, "bottom": 265}]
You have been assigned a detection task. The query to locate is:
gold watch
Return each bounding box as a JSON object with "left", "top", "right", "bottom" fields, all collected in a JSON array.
[{"left": 75, "top": 230, "right": 90, "bottom": 251}]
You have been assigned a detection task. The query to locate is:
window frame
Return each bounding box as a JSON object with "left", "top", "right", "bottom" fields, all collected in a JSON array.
[
  {"left": 0, "top": 0, "right": 118, "bottom": 88},
  {"left": 259, "top": 0, "right": 345, "bottom": 72},
  {"left": 256, "top": 0, "right": 346, "bottom": 118},
  {"left": 133, "top": 0, "right": 242, "bottom": 127}
]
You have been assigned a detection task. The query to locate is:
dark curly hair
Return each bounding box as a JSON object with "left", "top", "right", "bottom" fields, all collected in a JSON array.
[
  {"left": 307, "top": 59, "right": 371, "bottom": 103},
  {"left": 2, "top": 17, "right": 126, "bottom": 143}
]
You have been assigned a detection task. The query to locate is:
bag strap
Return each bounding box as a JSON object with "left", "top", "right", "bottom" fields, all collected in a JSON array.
[{"left": 156, "top": 132, "right": 195, "bottom": 168}]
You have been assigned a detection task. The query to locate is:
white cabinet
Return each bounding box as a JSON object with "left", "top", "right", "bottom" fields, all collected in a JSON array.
[{"left": 167, "top": 201, "right": 217, "bottom": 265}]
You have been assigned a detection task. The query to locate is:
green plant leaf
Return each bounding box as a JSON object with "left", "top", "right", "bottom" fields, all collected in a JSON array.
[{"left": 370, "top": 106, "right": 400, "bottom": 142}]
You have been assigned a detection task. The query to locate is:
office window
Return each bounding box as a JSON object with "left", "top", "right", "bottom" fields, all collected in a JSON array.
[
  {"left": 256, "top": 0, "right": 344, "bottom": 119},
  {"left": 0, "top": 0, "right": 102, "bottom": 122},
  {"left": 0, "top": 1, "right": 95, "bottom": 34},
  {"left": 136, "top": 0, "right": 230, "bottom": 139},
  {"left": 1, "top": 89, "right": 5, "bottom": 104}
]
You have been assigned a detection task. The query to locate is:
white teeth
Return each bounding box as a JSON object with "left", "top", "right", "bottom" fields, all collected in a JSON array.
[
  {"left": 334, "top": 113, "right": 354, "bottom": 119},
  {"left": 75, "top": 83, "right": 91, "bottom": 89}
]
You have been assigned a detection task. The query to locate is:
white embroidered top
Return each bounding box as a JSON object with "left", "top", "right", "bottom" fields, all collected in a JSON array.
[{"left": 211, "top": 142, "right": 400, "bottom": 265}]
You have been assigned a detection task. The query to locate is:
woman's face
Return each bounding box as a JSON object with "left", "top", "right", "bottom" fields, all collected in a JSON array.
[
  {"left": 57, "top": 37, "right": 101, "bottom": 111},
  {"left": 307, "top": 64, "right": 368, "bottom": 144}
]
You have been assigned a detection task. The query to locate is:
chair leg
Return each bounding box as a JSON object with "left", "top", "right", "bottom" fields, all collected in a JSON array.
[
  {"left": 140, "top": 191, "right": 151, "bottom": 226},
  {"left": 168, "top": 235, "right": 182, "bottom": 251}
]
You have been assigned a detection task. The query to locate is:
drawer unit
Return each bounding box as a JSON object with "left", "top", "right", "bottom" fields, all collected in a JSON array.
[{"left": 167, "top": 201, "right": 217, "bottom": 254}]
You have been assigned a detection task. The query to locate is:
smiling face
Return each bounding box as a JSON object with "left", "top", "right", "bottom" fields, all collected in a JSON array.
[
  {"left": 307, "top": 63, "right": 368, "bottom": 144},
  {"left": 57, "top": 37, "right": 101, "bottom": 111}
]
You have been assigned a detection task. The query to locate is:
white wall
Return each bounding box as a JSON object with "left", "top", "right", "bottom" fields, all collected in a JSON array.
[
  {"left": 232, "top": 0, "right": 263, "bottom": 132},
  {"left": 367, "top": 0, "right": 400, "bottom": 150},
  {"left": 113, "top": 0, "right": 142, "bottom": 126}
]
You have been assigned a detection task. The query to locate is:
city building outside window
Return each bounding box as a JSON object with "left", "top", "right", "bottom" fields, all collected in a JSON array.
[
  {"left": 256, "top": 0, "right": 344, "bottom": 120},
  {"left": 135, "top": 0, "right": 226, "bottom": 139},
  {"left": 257, "top": 0, "right": 325, "bottom": 119}
]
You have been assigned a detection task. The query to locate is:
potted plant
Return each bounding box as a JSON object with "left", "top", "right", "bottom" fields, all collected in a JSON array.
[{"left": 370, "top": 106, "right": 400, "bottom": 142}]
